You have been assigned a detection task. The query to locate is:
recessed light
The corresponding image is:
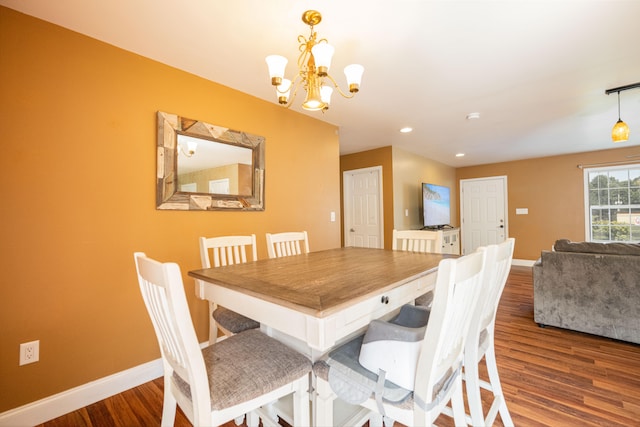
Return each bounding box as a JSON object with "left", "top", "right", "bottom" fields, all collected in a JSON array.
[
  {"left": 466, "top": 112, "right": 480, "bottom": 120},
  {"left": 455, "top": 153, "right": 465, "bottom": 157},
  {"left": 399, "top": 127, "right": 413, "bottom": 133}
]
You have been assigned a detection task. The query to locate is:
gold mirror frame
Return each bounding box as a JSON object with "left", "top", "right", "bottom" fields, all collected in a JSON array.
[{"left": 156, "top": 111, "right": 265, "bottom": 210}]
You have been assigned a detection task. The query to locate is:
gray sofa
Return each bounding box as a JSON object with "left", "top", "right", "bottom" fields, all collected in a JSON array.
[{"left": 533, "top": 239, "right": 640, "bottom": 344}]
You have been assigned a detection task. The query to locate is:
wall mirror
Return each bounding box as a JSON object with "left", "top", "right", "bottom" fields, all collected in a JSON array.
[{"left": 157, "top": 111, "right": 265, "bottom": 210}]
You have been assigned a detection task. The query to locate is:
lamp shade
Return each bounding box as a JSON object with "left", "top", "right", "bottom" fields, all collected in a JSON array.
[
  {"left": 276, "top": 79, "right": 292, "bottom": 105},
  {"left": 311, "top": 43, "right": 334, "bottom": 75},
  {"left": 344, "top": 64, "right": 364, "bottom": 93},
  {"left": 612, "top": 119, "right": 630, "bottom": 142},
  {"left": 265, "top": 55, "right": 288, "bottom": 85},
  {"left": 320, "top": 86, "right": 333, "bottom": 107},
  {"left": 186, "top": 140, "right": 198, "bottom": 155}
]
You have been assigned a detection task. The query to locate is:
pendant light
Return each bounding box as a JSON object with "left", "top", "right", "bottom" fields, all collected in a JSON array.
[
  {"left": 605, "top": 82, "right": 640, "bottom": 143},
  {"left": 611, "top": 91, "right": 629, "bottom": 143}
]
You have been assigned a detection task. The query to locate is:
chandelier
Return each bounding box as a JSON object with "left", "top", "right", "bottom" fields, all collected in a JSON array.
[{"left": 265, "top": 10, "right": 364, "bottom": 112}]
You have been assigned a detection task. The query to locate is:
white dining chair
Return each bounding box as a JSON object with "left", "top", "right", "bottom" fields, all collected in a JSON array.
[
  {"left": 463, "top": 238, "right": 515, "bottom": 427},
  {"left": 312, "top": 250, "right": 486, "bottom": 427},
  {"left": 133, "top": 252, "right": 311, "bottom": 427},
  {"left": 392, "top": 229, "right": 443, "bottom": 308},
  {"left": 392, "top": 229, "right": 443, "bottom": 254},
  {"left": 199, "top": 235, "right": 260, "bottom": 344},
  {"left": 265, "top": 231, "right": 310, "bottom": 259}
]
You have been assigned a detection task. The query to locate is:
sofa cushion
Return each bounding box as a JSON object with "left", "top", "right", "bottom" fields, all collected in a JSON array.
[{"left": 553, "top": 239, "right": 640, "bottom": 256}]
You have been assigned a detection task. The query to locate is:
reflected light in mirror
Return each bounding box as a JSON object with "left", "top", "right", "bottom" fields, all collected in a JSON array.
[{"left": 177, "top": 135, "right": 252, "bottom": 174}]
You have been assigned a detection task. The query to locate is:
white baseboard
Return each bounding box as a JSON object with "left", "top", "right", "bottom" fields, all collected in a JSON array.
[
  {"left": 0, "top": 340, "right": 213, "bottom": 427},
  {"left": 0, "top": 359, "right": 163, "bottom": 427},
  {"left": 512, "top": 258, "right": 536, "bottom": 267}
]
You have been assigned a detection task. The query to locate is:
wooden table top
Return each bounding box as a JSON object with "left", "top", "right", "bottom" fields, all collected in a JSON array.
[{"left": 189, "top": 247, "right": 451, "bottom": 317}]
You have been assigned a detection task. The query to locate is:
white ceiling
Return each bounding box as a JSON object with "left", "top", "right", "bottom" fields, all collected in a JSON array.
[{"left": 3, "top": 0, "right": 640, "bottom": 167}]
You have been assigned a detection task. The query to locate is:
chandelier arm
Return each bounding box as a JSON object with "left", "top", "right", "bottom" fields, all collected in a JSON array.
[
  {"left": 324, "top": 74, "right": 356, "bottom": 99},
  {"left": 276, "top": 74, "right": 301, "bottom": 95}
]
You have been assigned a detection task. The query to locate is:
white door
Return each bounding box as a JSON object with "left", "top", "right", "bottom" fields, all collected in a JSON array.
[
  {"left": 343, "top": 166, "right": 383, "bottom": 248},
  {"left": 460, "top": 176, "right": 508, "bottom": 254}
]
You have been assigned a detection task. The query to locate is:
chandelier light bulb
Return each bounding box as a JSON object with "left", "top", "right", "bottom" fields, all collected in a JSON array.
[{"left": 302, "top": 82, "right": 325, "bottom": 111}]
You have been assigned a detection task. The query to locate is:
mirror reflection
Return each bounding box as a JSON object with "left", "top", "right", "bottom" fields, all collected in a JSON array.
[{"left": 177, "top": 134, "right": 253, "bottom": 196}]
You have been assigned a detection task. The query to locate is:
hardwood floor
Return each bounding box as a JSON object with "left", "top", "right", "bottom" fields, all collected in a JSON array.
[
  {"left": 430, "top": 266, "right": 640, "bottom": 427},
  {"left": 38, "top": 266, "right": 640, "bottom": 427}
]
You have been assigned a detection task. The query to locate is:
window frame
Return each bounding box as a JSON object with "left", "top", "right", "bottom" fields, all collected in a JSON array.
[{"left": 583, "top": 164, "right": 640, "bottom": 242}]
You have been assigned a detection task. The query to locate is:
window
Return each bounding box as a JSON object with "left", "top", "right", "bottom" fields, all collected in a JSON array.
[{"left": 584, "top": 165, "right": 640, "bottom": 242}]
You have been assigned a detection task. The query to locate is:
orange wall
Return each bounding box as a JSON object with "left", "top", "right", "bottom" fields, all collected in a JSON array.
[
  {"left": 456, "top": 146, "right": 640, "bottom": 260},
  {"left": 0, "top": 7, "right": 340, "bottom": 412},
  {"left": 340, "top": 147, "right": 395, "bottom": 248}
]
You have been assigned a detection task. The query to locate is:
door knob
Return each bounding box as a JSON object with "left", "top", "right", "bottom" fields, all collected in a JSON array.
[{"left": 350, "top": 228, "right": 355, "bottom": 232}]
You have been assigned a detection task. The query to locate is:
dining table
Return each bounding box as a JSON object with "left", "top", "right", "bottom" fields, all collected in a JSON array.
[
  {"left": 188, "top": 246, "right": 452, "bottom": 426},
  {"left": 189, "top": 247, "right": 450, "bottom": 357}
]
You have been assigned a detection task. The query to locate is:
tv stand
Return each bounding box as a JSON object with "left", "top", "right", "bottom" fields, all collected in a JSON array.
[
  {"left": 421, "top": 224, "right": 453, "bottom": 231},
  {"left": 416, "top": 227, "right": 460, "bottom": 255}
]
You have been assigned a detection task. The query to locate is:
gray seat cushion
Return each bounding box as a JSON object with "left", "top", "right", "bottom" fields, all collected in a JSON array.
[
  {"left": 174, "top": 329, "right": 311, "bottom": 410},
  {"left": 313, "top": 342, "right": 455, "bottom": 412},
  {"left": 313, "top": 335, "right": 413, "bottom": 406},
  {"left": 213, "top": 306, "right": 259, "bottom": 333}
]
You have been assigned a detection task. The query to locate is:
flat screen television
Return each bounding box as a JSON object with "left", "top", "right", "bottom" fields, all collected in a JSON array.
[{"left": 422, "top": 183, "right": 451, "bottom": 229}]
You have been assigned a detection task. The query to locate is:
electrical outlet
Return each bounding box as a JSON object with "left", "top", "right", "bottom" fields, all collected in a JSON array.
[{"left": 19, "top": 340, "right": 39, "bottom": 366}]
